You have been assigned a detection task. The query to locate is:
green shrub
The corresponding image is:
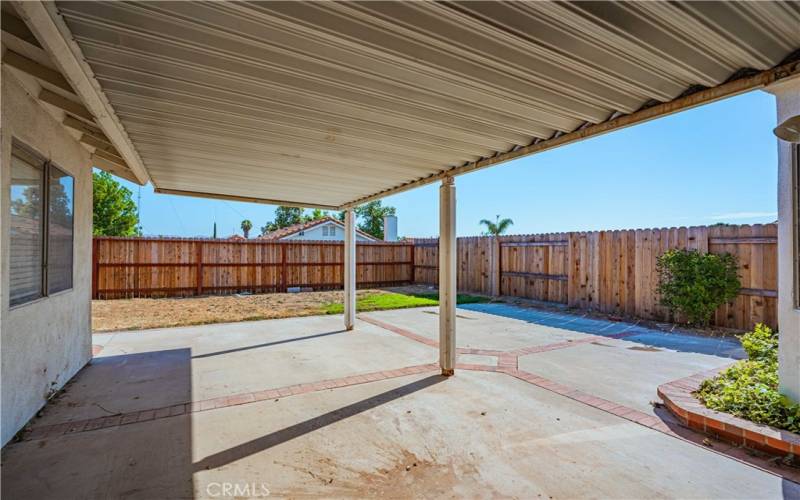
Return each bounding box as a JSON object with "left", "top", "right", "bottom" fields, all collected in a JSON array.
[
  {"left": 656, "top": 249, "right": 740, "bottom": 325},
  {"left": 697, "top": 324, "right": 800, "bottom": 433},
  {"left": 740, "top": 322, "right": 778, "bottom": 362}
]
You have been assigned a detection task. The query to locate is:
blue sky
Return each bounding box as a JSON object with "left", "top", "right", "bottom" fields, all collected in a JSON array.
[{"left": 116, "top": 90, "right": 778, "bottom": 238}]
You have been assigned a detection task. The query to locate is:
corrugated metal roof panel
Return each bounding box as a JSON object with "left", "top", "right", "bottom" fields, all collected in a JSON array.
[{"left": 54, "top": 1, "right": 800, "bottom": 207}]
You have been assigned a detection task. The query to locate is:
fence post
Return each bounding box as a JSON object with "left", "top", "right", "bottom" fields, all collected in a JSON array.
[
  {"left": 133, "top": 238, "right": 140, "bottom": 298},
  {"left": 490, "top": 236, "right": 501, "bottom": 296},
  {"left": 196, "top": 241, "right": 203, "bottom": 296},
  {"left": 92, "top": 238, "right": 99, "bottom": 299},
  {"left": 281, "top": 244, "right": 287, "bottom": 292},
  {"left": 409, "top": 242, "right": 416, "bottom": 284}
]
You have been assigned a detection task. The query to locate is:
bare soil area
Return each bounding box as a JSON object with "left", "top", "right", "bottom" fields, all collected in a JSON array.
[{"left": 92, "top": 289, "right": 386, "bottom": 332}]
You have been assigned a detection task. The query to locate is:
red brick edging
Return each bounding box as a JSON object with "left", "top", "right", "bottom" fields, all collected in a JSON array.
[
  {"left": 658, "top": 366, "right": 800, "bottom": 457},
  {"left": 22, "top": 363, "right": 438, "bottom": 442}
]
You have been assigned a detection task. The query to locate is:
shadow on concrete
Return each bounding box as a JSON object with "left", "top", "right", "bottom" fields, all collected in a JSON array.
[
  {"left": 193, "top": 374, "right": 446, "bottom": 472},
  {"left": 192, "top": 329, "right": 347, "bottom": 359},
  {"left": 460, "top": 302, "right": 745, "bottom": 359},
  {"left": 1, "top": 348, "right": 194, "bottom": 499}
]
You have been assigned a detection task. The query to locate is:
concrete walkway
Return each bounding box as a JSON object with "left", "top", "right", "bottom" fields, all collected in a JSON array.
[{"left": 2, "top": 305, "right": 797, "bottom": 499}]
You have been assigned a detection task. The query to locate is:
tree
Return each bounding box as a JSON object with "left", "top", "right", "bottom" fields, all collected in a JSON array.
[
  {"left": 261, "top": 206, "right": 305, "bottom": 235},
  {"left": 93, "top": 171, "right": 140, "bottom": 236},
  {"left": 480, "top": 215, "right": 513, "bottom": 236},
  {"left": 240, "top": 219, "right": 253, "bottom": 238},
  {"left": 303, "top": 208, "right": 328, "bottom": 222},
  {"left": 338, "top": 200, "right": 396, "bottom": 239}
]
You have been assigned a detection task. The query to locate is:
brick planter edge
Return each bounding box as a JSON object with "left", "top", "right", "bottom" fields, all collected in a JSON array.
[{"left": 658, "top": 364, "right": 800, "bottom": 457}]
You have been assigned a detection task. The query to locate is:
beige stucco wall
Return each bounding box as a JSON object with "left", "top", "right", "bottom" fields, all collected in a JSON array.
[
  {"left": 1, "top": 67, "right": 93, "bottom": 445},
  {"left": 767, "top": 78, "right": 800, "bottom": 402}
]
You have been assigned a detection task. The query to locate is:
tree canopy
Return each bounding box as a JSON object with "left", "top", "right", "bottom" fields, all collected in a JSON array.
[
  {"left": 240, "top": 219, "right": 253, "bottom": 238},
  {"left": 261, "top": 206, "right": 304, "bottom": 235},
  {"left": 93, "top": 171, "right": 140, "bottom": 236},
  {"left": 260, "top": 206, "right": 330, "bottom": 236},
  {"left": 479, "top": 215, "right": 513, "bottom": 236},
  {"left": 338, "top": 200, "right": 396, "bottom": 239}
]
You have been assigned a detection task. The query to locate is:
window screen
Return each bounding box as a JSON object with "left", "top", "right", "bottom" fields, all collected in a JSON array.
[
  {"left": 48, "top": 166, "right": 74, "bottom": 294},
  {"left": 9, "top": 146, "right": 44, "bottom": 306}
]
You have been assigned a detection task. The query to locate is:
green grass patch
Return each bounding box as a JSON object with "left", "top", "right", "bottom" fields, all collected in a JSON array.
[
  {"left": 697, "top": 324, "right": 800, "bottom": 433},
  {"left": 410, "top": 292, "right": 491, "bottom": 305},
  {"left": 322, "top": 291, "right": 489, "bottom": 315}
]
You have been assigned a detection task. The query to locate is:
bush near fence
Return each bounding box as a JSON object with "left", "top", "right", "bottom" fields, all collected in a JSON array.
[{"left": 93, "top": 223, "right": 777, "bottom": 331}]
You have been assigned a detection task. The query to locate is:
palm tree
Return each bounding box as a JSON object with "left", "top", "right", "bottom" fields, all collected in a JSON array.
[
  {"left": 480, "top": 215, "right": 513, "bottom": 236},
  {"left": 241, "top": 219, "right": 253, "bottom": 239}
]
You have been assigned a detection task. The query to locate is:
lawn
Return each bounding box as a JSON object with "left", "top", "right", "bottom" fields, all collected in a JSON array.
[
  {"left": 322, "top": 291, "right": 489, "bottom": 314},
  {"left": 92, "top": 288, "right": 490, "bottom": 332}
]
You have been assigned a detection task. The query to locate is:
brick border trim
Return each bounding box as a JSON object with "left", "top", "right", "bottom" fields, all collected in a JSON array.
[
  {"left": 361, "top": 315, "right": 672, "bottom": 433},
  {"left": 22, "top": 363, "right": 438, "bottom": 442},
  {"left": 360, "top": 314, "right": 638, "bottom": 359},
  {"left": 658, "top": 367, "right": 800, "bottom": 457}
]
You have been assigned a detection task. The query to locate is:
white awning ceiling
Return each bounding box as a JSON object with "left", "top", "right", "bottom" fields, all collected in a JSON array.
[{"left": 14, "top": 1, "right": 800, "bottom": 209}]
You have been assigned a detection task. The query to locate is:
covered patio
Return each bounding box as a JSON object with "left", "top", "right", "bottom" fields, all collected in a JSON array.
[
  {"left": 2, "top": 1, "right": 800, "bottom": 497},
  {"left": 4, "top": 306, "right": 799, "bottom": 497}
]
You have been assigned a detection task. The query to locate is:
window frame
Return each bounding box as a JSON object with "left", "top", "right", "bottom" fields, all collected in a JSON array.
[
  {"left": 9, "top": 139, "right": 74, "bottom": 308},
  {"left": 46, "top": 163, "right": 75, "bottom": 295},
  {"left": 794, "top": 143, "right": 800, "bottom": 310}
]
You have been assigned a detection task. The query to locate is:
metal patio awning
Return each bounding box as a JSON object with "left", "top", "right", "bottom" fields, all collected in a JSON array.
[{"left": 11, "top": 1, "right": 800, "bottom": 209}]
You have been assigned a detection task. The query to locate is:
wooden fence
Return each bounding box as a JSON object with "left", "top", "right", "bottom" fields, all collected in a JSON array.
[
  {"left": 412, "top": 223, "right": 778, "bottom": 331},
  {"left": 94, "top": 223, "right": 778, "bottom": 330},
  {"left": 92, "top": 237, "right": 414, "bottom": 299}
]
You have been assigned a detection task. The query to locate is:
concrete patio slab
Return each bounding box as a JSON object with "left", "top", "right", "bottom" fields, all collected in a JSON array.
[
  {"left": 3, "top": 370, "right": 796, "bottom": 499},
  {"left": 33, "top": 314, "right": 434, "bottom": 426},
  {"left": 3, "top": 304, "right": 797, "bottom": 499},
  {"left": 367, "top": 306, "right": 588, "bottom": 351},
  {"left": 518, "top": 338, "right": 734, "bottom": 414}
]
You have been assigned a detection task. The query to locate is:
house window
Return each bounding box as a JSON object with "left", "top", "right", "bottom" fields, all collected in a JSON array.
[
  {"left": 329, "top": 225, "right": 336, "bottom": 237},
  {"left": 9, "top": 141, "right": 74, "bottom": 306}
]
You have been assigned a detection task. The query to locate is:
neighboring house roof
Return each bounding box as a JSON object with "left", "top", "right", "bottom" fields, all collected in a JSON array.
[
  {"left": 258, "top": 216, "right": 378, "bottom": 241},
  {"left": 226, "top": 234, "right": 246, "bottom": 241}
]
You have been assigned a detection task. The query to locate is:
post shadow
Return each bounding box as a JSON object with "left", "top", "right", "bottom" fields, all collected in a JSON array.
[{"left": 193, "top": 374, "right": 446, "bottom": 472}]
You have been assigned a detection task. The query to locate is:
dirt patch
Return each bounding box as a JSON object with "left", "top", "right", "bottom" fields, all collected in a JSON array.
[
  {"left": 92, "top": 289, "right": 387, "bottom": 332},
  {"left": 275, "top": 448, "right": 487, "bottom": 498}
]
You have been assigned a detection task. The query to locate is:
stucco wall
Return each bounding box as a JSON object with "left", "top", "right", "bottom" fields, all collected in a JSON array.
[
  {"left": 767, "top": 79, "right": 800, "bottom": 401},
  {"left": 1, "top": 68, "right": 93, "bottom": 445}
]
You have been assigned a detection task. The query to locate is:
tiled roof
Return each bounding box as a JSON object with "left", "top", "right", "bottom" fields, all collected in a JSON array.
[{"left": 258, "top": 216, "right": 377, "bottom": 241}]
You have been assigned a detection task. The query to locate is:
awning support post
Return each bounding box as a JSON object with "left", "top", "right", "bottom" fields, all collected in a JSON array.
[
  {"left": 439, "top": 176, "right": 456, "bottom": 376},
  {"left": 344, "top": 208, "right": 356, "bottom": 330}
]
